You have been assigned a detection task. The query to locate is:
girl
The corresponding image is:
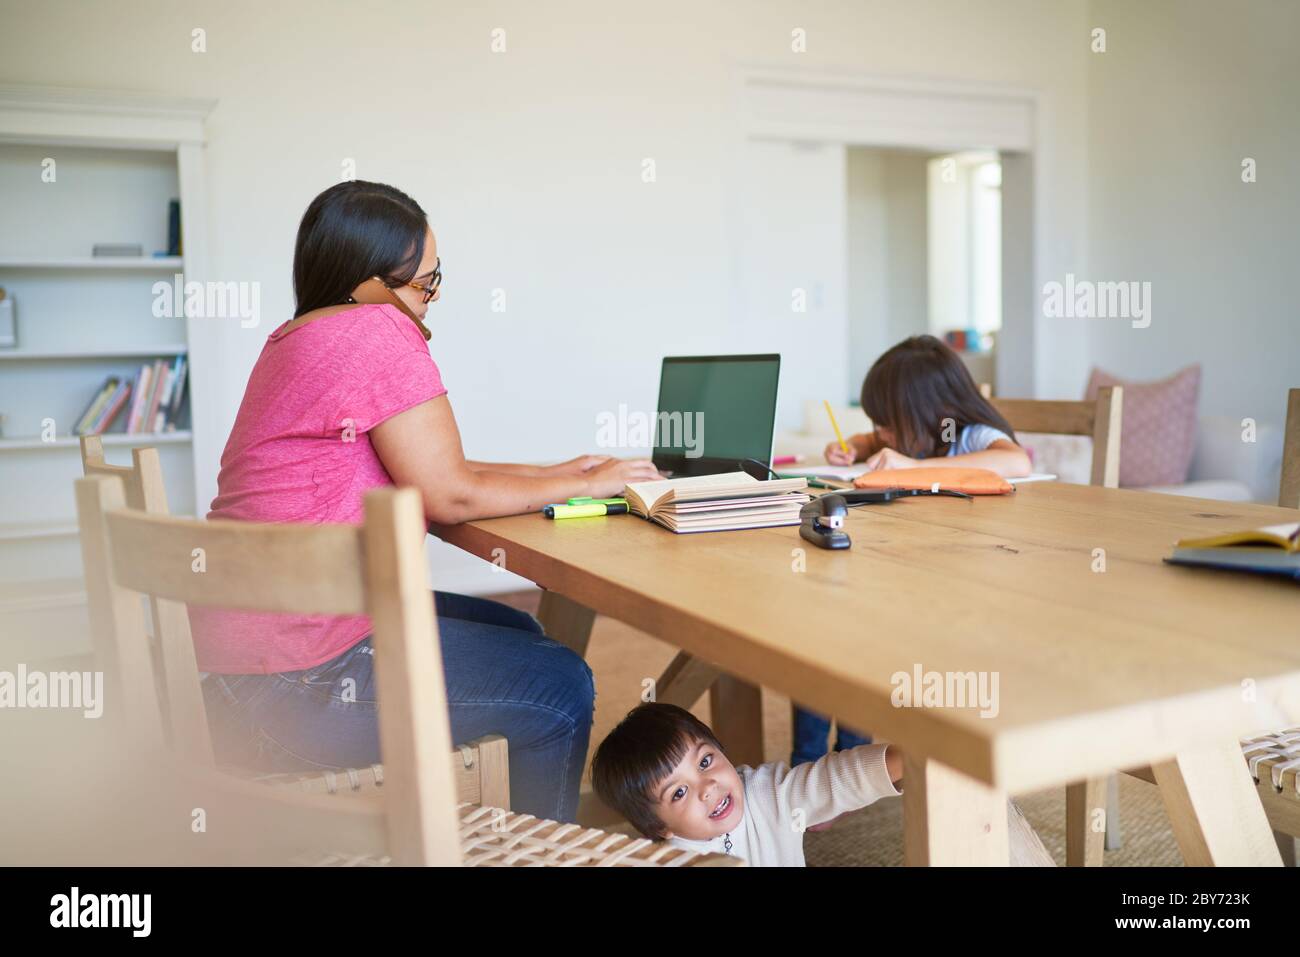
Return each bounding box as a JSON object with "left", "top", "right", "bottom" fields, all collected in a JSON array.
[
  {"left": 825, "top": 335, "right": 1031, "bottom": 477},
  {"left": 795, "top": 335, "right": 1031, "bottom": 767},
  {"left": 191, "top": 181, "right": 661, "bottom": 823}
]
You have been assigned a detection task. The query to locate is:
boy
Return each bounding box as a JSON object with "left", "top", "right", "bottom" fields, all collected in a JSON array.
[{"left": 591, "top": 703, "right": 1053, "bottom": 867}]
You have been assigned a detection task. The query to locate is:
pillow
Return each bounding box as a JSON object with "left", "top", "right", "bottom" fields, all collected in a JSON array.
[{"left": 1085, "top": 365, "right": 1201, "bottom": 487}]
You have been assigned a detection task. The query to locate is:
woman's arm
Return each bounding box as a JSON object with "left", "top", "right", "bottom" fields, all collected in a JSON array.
[
  {"left": 464, "top": 455, "right": 612, "bottom": 479},
  {"left": 370, "top": 396, "right": 660, "bottom": 524}
]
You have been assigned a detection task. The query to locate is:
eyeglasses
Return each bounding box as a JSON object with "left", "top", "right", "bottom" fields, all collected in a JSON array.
[{"left": 398, "top": 257, "right": 441, "bottom": 304}]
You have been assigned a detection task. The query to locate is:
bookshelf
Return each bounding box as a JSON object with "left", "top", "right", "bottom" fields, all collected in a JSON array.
[{"left": 0, "top": 86, "right": 214, "bottom": 648}]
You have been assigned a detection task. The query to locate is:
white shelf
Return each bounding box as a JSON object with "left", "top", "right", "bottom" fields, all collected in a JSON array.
[
  {"left": 0, "top": 345, "right": 187, "bottom": 361},
  {"left": 0, "top": 430, "right": 191, "bottom": 451},
  {"left": 0, "top": 521, "right": 79, "bottom": 542},
  {"left": 0, "top": 256, "right": 183, "bottom": 270}
]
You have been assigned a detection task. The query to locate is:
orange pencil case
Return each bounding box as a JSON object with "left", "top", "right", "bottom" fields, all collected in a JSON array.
[{"left": 852, "top": 466, "right": 1014, "bottom": 495}]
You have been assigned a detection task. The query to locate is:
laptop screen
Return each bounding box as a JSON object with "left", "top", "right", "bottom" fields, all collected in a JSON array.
[{"left": 652, "top": 354, "right": 781, "bottom": 477}]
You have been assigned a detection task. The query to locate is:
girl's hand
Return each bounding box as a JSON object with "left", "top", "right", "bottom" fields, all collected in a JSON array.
[
  {"left": 585, "top": 458, "right": 662, "bottom": 498},
  {"left": 857, "top": 446, "right": 916, "bottom": 475},
  {"left": 824, "top": 441, "right": 856, "bottom": 467},
  {"left": 548, "top": 454, "right": 612, "bottom": 477}
]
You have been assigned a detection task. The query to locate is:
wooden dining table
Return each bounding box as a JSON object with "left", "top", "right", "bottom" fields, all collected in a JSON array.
[{"left": 436, "top": 481, "right": 1300, "bottom": 865}]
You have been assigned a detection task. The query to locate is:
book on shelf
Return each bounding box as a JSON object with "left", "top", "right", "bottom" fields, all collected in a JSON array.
[
  {"left": 73, "top": 376, "right": 120, "bottom": 435},
  {"left": 622, "top": 471, "right": 810, "bottom": 533},
  {"left": 1165, "top": 522, "right": 1300, "bottom": 580},
  {"left": 89, "top": 379, "right": 132, "bottom": 434},
  {"left": 75, "top": 358, "right": 188, "bottom": 438}
]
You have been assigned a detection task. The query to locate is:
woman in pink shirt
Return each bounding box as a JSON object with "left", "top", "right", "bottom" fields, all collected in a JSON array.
[{"left": 193, "top": 181, "right": 659, "bottom": 822}]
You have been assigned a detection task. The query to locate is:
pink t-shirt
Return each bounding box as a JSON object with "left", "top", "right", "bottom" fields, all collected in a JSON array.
[{"left": 188, "top": 303, "right": 446, "bottom": 674}]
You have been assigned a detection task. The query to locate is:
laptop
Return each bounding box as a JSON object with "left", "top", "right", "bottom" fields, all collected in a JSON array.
[{"left": 651, "top": 354, "right": 781, "bottom": 478}]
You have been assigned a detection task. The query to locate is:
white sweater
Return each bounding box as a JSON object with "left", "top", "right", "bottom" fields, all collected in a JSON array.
[{"left": 668, "top": 744, "right": 899, "bottom": 867}]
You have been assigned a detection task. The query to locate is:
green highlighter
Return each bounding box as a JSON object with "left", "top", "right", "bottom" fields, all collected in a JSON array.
[{"left": 543, "top": 497, "right": 629, "bottom": 519}]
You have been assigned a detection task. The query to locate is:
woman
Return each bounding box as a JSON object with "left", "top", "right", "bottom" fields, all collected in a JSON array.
[{"left": 191, "top": 181, "right": 659, "bottom": 822}]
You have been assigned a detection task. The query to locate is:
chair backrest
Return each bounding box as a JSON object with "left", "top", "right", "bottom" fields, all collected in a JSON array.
[
  {"left": 1281, "top": 388, "right": 1300, "bottom": 510},
  {"left": 79, "top": 435, "right": 169, "bottom": 513},
  {"left": 74, "top": 476, "right": 462, "bottom": 865},
  {"left": 79, "top": 436, "right": 213, "bottom": 764},
  {"left": 986, "top": 386, "right": 1124, "bottom": 488}
]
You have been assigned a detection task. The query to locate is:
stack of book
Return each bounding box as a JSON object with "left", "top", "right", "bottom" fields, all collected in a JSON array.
[
  {"left": 73, "top": 356, "right": 188, "bottom": 436},
  {"left": 622, "top": 472, "right": 810, "bottom": 533}
]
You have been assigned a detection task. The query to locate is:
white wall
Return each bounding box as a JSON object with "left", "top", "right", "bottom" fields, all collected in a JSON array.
[
  {"left": 1084, "top": 0, "right": 1300, "bottom": 430},
  {"left": 0, "top": 0, "right": 1092, "bottom": 593},
  {"left": 847, "top": 147, "right": 929, "bottom": 395}
]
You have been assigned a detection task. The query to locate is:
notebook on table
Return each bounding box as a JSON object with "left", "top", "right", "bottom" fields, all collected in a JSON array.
[
  {"left": 1165, "top": 522, "right": 1300, "bottom": 580},
  {"left": 623, "top": 472, "right": 810, "bottom": 533}
]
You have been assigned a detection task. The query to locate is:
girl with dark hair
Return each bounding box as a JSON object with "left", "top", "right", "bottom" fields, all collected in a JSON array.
[
  {"left": 190, "top": 181, "right": 660, "bottom": 822},
  {"left": 795, "top": 335, "right": 1031, "bottom": 767},
  {"left": 826, "top": 334, "right": 1031, "bottom": 475}
]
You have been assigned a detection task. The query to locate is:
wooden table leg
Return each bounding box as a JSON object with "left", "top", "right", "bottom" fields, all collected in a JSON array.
[
  {"left": 656, "top": 651, "right": 721, "bottom": 708},
  {"left": 903, "top": 754, "right": 1010, "bottom": 866},
  {"left": 1152, "top": 741, "right": 1282, "bottom": 866},
  {"left": 709, "top": 674, "right": 764, "bottom": 767},
  {"left": 1065, "top": 776, "right": 1107, "bottom": 867},
  {"left": 536, "top": 590, "right": 596, "bottom": 658}
]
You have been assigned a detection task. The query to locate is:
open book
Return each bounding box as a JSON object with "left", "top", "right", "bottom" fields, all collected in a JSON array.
[
  {"left": 622, "top": 472, "right": 810, "bottom": 534},
  {"left": 1166, "top": 522, "right": 1300, "bottom": 579}
]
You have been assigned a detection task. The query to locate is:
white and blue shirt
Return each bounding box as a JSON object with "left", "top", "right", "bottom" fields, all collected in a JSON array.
[{"left": 944, "top": 423, "right": 1012, "bottom": 457}]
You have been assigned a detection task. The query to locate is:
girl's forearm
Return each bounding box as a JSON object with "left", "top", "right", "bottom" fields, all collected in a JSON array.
[
  {"left": 937, "top": 448, "right": 1032, "bottom": 478},
  {"left": 849, "top": 432, "right": 880, "bottom": 462}
]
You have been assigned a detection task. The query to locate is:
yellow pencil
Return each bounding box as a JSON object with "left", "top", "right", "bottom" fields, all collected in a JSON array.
[{"left": 824, "top": 400, "right": 849, "bottom": 455}]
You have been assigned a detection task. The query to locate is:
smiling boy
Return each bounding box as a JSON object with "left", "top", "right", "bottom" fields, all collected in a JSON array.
[
  {"left": 593, "top": 702, "right": 1055, "bottom": 867},
  {"left": 591, "top": 703, "right": 903, "bottom": 866}
]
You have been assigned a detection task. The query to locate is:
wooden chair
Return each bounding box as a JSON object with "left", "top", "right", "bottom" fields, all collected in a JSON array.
[
  {"left": 75, "top": 475, "right": 737, "bottom": 865},
  {"left": 985, "top": 385, "right": 1124, "bottom": 488},
  {"left": 1242, "top": 388, "right": 1300, "bottom": 864},
  {"left": 980, "top": 386, "right": 1124, "bottom": 865},
  {"left": 1280, "top": 388, "right": 1300, "bottom": 510},
  {"left": 77, "top": 436, "right": 509, "bottom": 811}
]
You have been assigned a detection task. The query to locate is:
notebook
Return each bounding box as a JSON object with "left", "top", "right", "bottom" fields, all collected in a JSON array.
[
  {"left": 1165, "top": 522, "right": 1300, "bottom": 580},
  {"left": 622, "top": 471, "right": 810, "bottom": 533}
]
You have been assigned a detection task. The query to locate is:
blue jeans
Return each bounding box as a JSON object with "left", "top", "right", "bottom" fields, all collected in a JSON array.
[
  {"left": 791, "top": 706, "right": 871, "bottom": 766},
  {"left": 201, "top": 592, "right": 594, "bottom": 822}
]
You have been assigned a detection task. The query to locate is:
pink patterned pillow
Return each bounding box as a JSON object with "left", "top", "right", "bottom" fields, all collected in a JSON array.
[{"left": 1085, "top": 365, "right": 1201, "bottom": 487}]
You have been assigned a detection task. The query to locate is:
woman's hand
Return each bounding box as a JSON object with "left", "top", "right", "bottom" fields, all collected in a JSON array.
[
  {"left": 857, "top": 446, "right": 916, "bottom": 476},
  {"left": 547, "top": 454, "right": 613, "bottom": 477},
  {"left": 824, "top": 441, "right": 856, "bottom": 467},
  {"left": 583, "top": 458, "right": 662, "bottom": 498}
]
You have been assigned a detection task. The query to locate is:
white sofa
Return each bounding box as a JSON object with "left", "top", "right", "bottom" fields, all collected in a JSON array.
[{"left": 775, "top": 402, "right": 1284, "bottom": 504}]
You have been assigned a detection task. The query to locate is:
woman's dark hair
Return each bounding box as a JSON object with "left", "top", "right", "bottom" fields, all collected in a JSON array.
[
  {"left": 861, "top": 335, "right": 1016, "bottom": 458},
  {"left": 591, "top": 703, "right": 723, "bottom": 841},
  {"left": 292, "top": 181, "right": 428, "bottom": 318}
]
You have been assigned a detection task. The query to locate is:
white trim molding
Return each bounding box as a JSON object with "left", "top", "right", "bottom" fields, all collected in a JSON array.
[
  {"left": 0, "top": 85, "right": 215, "bottom": 149},
  {"left": 737, "top": 66, "right": 1038, "bottom": 153}
]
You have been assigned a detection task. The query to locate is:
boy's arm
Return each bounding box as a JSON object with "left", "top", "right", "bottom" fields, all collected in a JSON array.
[{"left": 767, "top": 744, "right": 902, "bottom": 828}]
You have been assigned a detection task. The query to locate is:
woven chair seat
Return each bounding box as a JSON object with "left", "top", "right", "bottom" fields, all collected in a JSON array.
[
  {"left": 1242, "top": 729, "right": 1300, "bottom": 796},
  {"left": 300, "top": 803, "right": 742, "bottom": 867}
]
